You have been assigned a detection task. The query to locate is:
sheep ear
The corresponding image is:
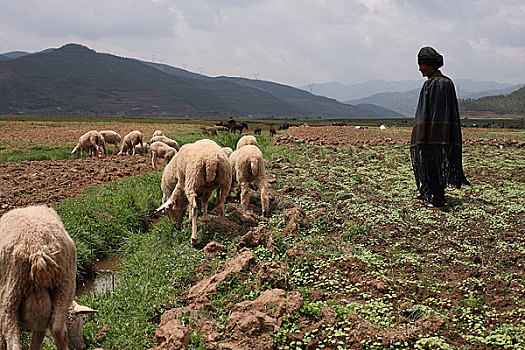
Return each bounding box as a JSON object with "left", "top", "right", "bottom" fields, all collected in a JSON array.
[
  {"left": 72, "top": 301, "right": 99, "bottom": 314},
  {"left": 156, "top": 199, "right": 173, "bottom": 212}
]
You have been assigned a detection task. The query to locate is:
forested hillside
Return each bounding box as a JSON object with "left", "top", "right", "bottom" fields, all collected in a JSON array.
[{"left": 460, "top": 86, "right": 525, "bottom": 114}]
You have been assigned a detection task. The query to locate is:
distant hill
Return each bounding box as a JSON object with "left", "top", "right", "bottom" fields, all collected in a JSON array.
[
  {"left": 0, "top": 44, "right": 239, "bottom": 116},
  {"left": 459, "top": 86, "right": 525, "bottom": 114},
  {"left": 355, "top": 104, "right": 405, "bottom": 118},
  {"left": 0, "top": 44, "right": 375, "bottom": 118},
  {"left": 299, "top": 80, "right": 421, "bottom": 101},
  {"left": 348, "top": 85, "right": 524, "bottom": 117},
  {"left": 301, "top": 79, "right": 522, "bottom": 103},
  {"left": 145, "top": 62, "right": 377, "bottom": 118},
  {"left": 348, "top": 89, "right": 421, "bottom": 117}
]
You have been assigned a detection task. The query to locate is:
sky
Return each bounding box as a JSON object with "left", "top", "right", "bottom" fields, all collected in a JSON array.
[{"left": 0, "top": 0, "right": 524, "bottom": 86}]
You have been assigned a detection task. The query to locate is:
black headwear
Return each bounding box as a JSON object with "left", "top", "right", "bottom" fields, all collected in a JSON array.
[{"left": 418, "top": 46, "right": 444, "bottom": 69}]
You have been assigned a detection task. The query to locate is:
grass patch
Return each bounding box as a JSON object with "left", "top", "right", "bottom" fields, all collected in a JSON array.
[
  {"left": 0, "top": 146, "right": 72, "bottom": 162},
  {"left": 56, "top": 172, "right": 163, "bottom": 278}
]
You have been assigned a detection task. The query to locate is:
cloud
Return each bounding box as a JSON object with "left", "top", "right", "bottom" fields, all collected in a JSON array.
[{"left": 0, "top": 0, "right": 523, "bottom": 85}]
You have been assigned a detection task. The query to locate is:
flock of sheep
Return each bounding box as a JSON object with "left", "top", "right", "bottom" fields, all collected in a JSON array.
[{"left": 0, "top": 128, "right": 269, "bottom": 349}]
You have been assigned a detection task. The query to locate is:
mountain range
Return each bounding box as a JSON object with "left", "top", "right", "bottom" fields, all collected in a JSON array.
[
  {"left": 0, "top": 44, "right": 391, "bottom": 118},
  {"left": 300, "top": 80, "right": 523, "bottom": 116},
  {"left": 2, "top": 44, "right": 520, "bottom": 118}
]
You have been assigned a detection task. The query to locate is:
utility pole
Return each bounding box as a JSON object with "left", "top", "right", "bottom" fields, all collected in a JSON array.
[{"left": 151, "top": 54, "right": 156, "bottom": 63}]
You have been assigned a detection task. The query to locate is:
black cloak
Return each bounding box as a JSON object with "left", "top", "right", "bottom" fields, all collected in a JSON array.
[{"left": 410, "top": 70, "right": 470, "bottom": 190}]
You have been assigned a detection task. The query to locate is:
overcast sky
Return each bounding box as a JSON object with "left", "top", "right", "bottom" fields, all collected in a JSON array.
[{"left": 1, "top": 0, "right": 524, "bottom": 86}]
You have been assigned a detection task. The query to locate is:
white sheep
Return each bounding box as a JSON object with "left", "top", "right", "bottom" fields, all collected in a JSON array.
[
  {"left": 134, "top": 142, "right": 149, "bottom": 155},
  {"left": 150, "top": 135, "right": 180, "bottom": 151},
  {"left": 118, "top": 130, "right": 144, "bottom": 155},
  {"left": 222, "top": 147, "right": 233, "bottom": 158},
  {"left": 158, "top": 139, "right": 232, "bottom": 246},
  {"left": 99, "top": 130, "right": 122, "bottom": 155},
  {"left": 0, "top": 205, "right": 97, "bottom": 350},
  {"left": 71, "top": 130, "right": 107, "bottom": 159},
  {"left": 150, "top": 141, "right": 177, "bottom": 170},
  {"left": 236, "top": 135, "right": 259, "bottom": 150},
  {"left": 229, "top": 145, "right": 269, "bottom": 217},
  {"left": 153, "top": 130, "right": 164, "bottom": 137},
  {"left": 379, "top": 124, "right": 387, "bottom": 130}
]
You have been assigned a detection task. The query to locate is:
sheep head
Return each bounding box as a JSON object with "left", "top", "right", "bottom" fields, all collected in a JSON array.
[{"left": 66, "top": 301, "right": 98, "bottom": 350}]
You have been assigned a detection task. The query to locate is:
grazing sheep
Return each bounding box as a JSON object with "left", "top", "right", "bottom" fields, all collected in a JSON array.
[
  {"left": 134, "top": 142, "right": 149, "bottom": 155},
  {"left": 229, "top": 145, "right": 269, "bottom": 217},
  {"left": 236, "top": 135, "right": 259, "bottom": 150},
  {"left": 71, "top": 130, "right": 107, "bottom": 159},
  {"left": 153, "top": 130, "right": 164, "bottom": 137},
  {"left": 150, "top": 135, "right": 180, "bottom": 151},
  {"left": 150, "top": 141, "right": 177, "bottom": 170},
  {"left": 157, "top": 139, "right": 232, "bottom": 246},
  {"left": 99, "top": 130, "right": 122, "bottom": 155},
  {"left": 253, "top": 127, "right": 262, "bottom": 135},
  {"left": 379, "top": 124, "right": 387, "bottom": 130},
  {"left": 0, "top": 206, "right": 97, "bottom": 350},
  {"left": 222, "top": 147, "right": 233, "bottom": 158},
  {"left": 118, "top": 130, "right": 144, "bottom": 155},
  {"left": 269, "top": 127, "right": 276, "bottom": 137}
]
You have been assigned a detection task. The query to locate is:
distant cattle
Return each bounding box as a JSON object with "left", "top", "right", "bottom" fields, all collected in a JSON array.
[
  {"left": 269, "top": 127, "right": 276, "bottom": 137},
  {"left": 230, "top": 123, "right": 248, "bottom": 134},
  {"left": 254, "top": 127, "right": 262, "bottom": 135}
]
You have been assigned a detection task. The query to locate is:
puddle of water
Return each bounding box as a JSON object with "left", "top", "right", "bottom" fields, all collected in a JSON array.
[{"left": 76, "top": 255, "right": 123, "bottom": 296}]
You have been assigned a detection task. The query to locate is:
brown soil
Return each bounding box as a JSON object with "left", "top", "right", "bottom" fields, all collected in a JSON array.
[{"left": 0, "top": 155, "right": 155, "bottom": 215}]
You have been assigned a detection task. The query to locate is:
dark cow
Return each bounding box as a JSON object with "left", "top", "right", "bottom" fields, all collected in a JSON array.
[
  {"left": 230, "top": 123, "right": 248, "bottom": 134},
  {"left": 254, "top": 127, "right": 262, "bottom": 135}
]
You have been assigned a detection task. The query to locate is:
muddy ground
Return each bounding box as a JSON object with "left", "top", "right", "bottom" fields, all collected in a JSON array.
[{"left": 1, "top": 122, "right": 524, "bottom": 349}]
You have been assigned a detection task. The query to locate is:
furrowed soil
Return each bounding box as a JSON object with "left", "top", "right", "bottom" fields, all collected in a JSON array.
[
  {"left": 152, "top": 126, "right": 524, "bottom": 350},
  {"left": 1, "top": 121, "right": 524, "bottom": 349}
]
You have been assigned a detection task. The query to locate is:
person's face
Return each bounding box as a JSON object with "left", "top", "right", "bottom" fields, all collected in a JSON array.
[{"left": 418, "top": 63, "right": 435, "bottom": 77}]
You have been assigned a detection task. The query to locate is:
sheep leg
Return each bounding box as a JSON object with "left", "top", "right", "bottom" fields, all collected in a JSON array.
[
  {"left": 240, "top": 182, "right": 251, "bottom": 209},
  {"left": 0, "top": 332, "right": 5, "bottom": 350},
  {"left": 201, "top": 192, "right": 212, "bottom": 219},
  {"left": 151, "top": 152, "right": 157, "bottom": 170},
  {"left": 2, "top": 305, "right": 22, "bottom": 350},
  {"left": 217, "top": 184, "right": 228, "bottom": 217},
  {"left": 49, "top": 288, "right": 72, "bottom": 350},
  {"left": 29, "top": 330, "right": 46, "bottom": 350},
  {"left": 188, "top": 195, "right": 199, "bottom": 246},
  {"left": 260, "top": 182, "right": 269, "bottom": 217}
]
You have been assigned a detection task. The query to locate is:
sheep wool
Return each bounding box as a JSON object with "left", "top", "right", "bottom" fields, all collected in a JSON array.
[
  {"left": 0, "top": 205, "right": 95, "bottom": 350},
  {"left": 150, "top": 141, "right": 177, "bottom": 170},
  {"left": 118, "top": 130, "right": 144, "bottom": 155},
  {"left": 150, "top": 135, "right": 180, "bottom": 151},
  {"left": 159, "top": 139, "right": 232, "bottom": 246},
  {"left": 236, "top": 135, "right": 259, "bottom": 150},
  {"left": 229, "top": 145, "right": 269, "bottom": 217}
]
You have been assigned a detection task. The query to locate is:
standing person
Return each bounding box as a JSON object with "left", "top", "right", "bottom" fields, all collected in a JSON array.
[{"left": 411, "top": 46, "right": 470, "bottom": 207}]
